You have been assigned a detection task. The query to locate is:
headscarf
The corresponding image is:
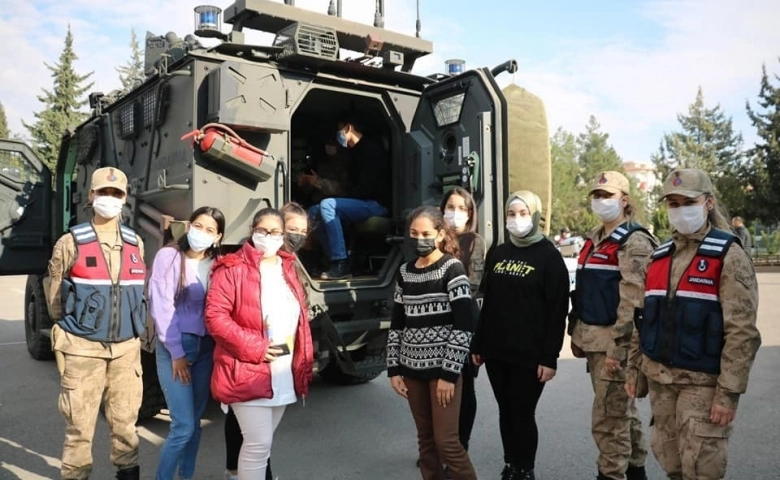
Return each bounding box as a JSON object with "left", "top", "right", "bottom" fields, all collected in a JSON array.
[{"left": 506, "top": 190, "right": 546, "bottom": 248}]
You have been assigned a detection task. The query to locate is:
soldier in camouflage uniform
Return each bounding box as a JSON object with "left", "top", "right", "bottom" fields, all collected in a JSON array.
[
  {"left": 47, "top": 167, "right": 147, "bottom": 480},
  {"left": 569, "top": 171, "right": 653, "bottom": 480},
  {"left": 626, "top": 168, "right": 761, "bottom": 480}
]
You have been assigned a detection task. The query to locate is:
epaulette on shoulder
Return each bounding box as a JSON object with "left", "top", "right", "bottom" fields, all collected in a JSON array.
[
  {"left": 609, "top": 222, "right": 651, "bottom": 246},
  {"left": 651, "top": 239, "right": 675, "bottom": 259},
  {"left": 698, "top": 229, "right": 736, "bottom": 258}
]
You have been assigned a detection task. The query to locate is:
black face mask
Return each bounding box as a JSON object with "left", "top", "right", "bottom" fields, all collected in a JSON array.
[
  {"left": 286, "top": 233, "right": 306, "bottom": 252},
  {"left": 408, "top": 237, "right": 437, "bottom": 257}
]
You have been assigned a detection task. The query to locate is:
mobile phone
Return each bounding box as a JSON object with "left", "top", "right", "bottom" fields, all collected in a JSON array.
[{"left": 270, "top": 343, "right": 291, "bottom": 356}]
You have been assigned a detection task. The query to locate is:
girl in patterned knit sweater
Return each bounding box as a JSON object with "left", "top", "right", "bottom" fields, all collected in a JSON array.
[{"left": 387, "top": 205, "right": 478, "bottom": 480}]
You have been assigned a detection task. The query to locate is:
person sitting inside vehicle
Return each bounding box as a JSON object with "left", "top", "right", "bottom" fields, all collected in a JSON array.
[{"left": 301, "top": 112, "right": 391, "bottom": 280}]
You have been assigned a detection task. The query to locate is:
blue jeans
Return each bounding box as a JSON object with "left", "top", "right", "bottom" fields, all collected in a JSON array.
[
  {"left": 155, "top": 334, "right": 215, "bottom": 480},
  {"left": 308, "top": 197, "right": 388, "bottom": 261}
]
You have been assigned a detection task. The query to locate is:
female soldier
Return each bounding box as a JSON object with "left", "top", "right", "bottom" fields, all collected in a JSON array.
[
  {"left": 570, "top": 172, "right": 653, "bottom": 480},
  {"left": 440, "top": 188, "right": 485, "bottom": 453},
  {"left": 150, "top": 206, "right": 225, "bottom": 480},
  {"left": 471, "top": 191, "right": 570, "bottom": 480},
  {"left": 626, "top": 168, "right": 761, "bottom": 480},
  {"left": 207, "top": 208, "right": 313, "bottom": 479}
]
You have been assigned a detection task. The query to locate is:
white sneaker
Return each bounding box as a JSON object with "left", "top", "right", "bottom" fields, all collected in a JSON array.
[{"left": 224, "top": 471, "right": 239, "bottom": 480}]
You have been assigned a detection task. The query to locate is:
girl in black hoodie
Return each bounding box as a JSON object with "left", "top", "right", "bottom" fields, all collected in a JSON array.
[{"left": 471, "top": 190, "right": 570, "bottom": 480}]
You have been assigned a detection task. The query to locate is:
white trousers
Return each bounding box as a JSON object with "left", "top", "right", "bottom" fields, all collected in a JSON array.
[{"left": 231, "top": 404, "right": 287, "bottom": 479}]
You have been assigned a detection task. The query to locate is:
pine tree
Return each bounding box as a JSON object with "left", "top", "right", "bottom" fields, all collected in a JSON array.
[
  {"left": 746, "top": 61, "right": 780, "bottom": 225},
  {"left": 0, "top": 102, "right": 8, "bottom": 139},
  {"left": 651, "top": 87, "right": 746, "bottom": 217},
  {"left": 116, "top": 28, "right": 145, "bottom": 91},
  {"left": 577, "top": 115, "right": 624, "bottom": 183},
  {"left": 23, "top": 25, "right": 94, "bottom": 172}
]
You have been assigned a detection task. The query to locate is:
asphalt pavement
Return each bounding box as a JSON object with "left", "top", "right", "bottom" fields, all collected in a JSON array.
[{"left": 1, "top": 274, "right": 778, "bottom": 480}]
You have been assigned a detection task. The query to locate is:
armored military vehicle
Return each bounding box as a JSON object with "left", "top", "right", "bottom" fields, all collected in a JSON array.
[{"left": 0, "top": 0, "right": 552, "bottom": 419}]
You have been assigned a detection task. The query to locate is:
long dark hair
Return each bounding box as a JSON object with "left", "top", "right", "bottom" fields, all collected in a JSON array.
[
  {"left": 251, "top": 207, "right": 310, "bottom": 307},
  {"left": 439, "top": 187, "right": 478, "bottom": 273},
  {"left": 409, "top": 205, "right": 460, "bottom": 258},
  {"left": 173, "top": 206, "right": 226, "bottom": 298}
]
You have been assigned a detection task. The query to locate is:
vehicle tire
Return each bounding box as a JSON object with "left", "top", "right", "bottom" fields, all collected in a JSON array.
[
  {"left": 319, "top": 348, "right": 386, "bottom": 385},
  {"left": 137, "top": 348, "right": 166, "bottom": 421},
  {"left": 24, "top": 274, "right": 54, "bottom": 361}
]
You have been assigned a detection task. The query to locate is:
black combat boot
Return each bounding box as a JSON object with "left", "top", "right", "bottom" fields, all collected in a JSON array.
[
  {"left": 115, "top": 465, "right": 139, "bottom": 480},
  {"left": 320, "top": 259, "right": 351, "bottom": 280},
  {"left": 626, "top": 465, "right": 648, "bottom": 480}
]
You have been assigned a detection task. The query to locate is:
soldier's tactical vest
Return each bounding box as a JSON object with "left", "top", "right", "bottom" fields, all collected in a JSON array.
[
  {"left": 59, "top": 222, "right": 147, "bottom": 342},
  {"left": 639, "top": 229, "right": 735, "bottom": 374},
  {"left": 575, "top": 222, "right": 646, "bottom": 326}
]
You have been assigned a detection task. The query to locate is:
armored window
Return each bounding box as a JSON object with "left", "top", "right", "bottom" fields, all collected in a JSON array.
[
  {"left": 114, "top": 102, "right": 135, "bottom": 139},
  {"left": 432, "top": 93, "right": 465, "bottom": 127},
  {"left": 0, "top": 150, "right": 39, "bottom": 184},
  {"left": 142, "top": 91, "right": 157, "bottom": 128}
]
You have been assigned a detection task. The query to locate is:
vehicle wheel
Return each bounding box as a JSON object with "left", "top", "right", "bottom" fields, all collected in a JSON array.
[
  {"left": 137, "top": 348, "right": 166, "bottom": 421},
  {"left": 24, "top": 275, "right": 54, "bottom": 361},
  {"left": 319, "top": 348, "right": 386, "bottom": 385}
]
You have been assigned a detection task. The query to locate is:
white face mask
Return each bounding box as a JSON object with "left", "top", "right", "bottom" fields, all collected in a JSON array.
[
  {"left": 443, "top": 210, "right": 469, "bottom": 230},
  {"left": 668, "top": 204, "right": 707, "bottom": 235},
  {"left": 252, "top": 233, "right": 284, "bottom": 257},
  {"left": 92, "top": 195, "right": 124, "bottom": 219},
  {"left": 591, "top": 198, "right": 622, "bottom": 223},
  {"left": 507, "top": 216, "right": 533, "bottom": 237},
  {"left": 187, "top": 228, "right": 216, "bottom": 253}
]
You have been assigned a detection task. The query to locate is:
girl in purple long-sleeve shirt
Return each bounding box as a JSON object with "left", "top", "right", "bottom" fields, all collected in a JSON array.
[{"left": 148, "top": 206, "right": 225, "bottom": 480}]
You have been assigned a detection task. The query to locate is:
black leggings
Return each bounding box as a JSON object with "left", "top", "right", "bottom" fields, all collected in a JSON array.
[
  {"left": 225, "top": 406, "right": 273, "bottom": 479},
  {"left": 485, "top": 361, "right": 546, "bottom": 470},
  {"left": 458, "top": 363, "right": 478, "bottom": 450}
]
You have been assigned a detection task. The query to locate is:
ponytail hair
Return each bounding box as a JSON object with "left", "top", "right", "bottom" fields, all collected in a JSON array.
[
  {"left": 409, "top": 205, "right": 460, "bottom": 259},
  {"left": 708, "top": 195, "right": 732, "bottom": 232}
]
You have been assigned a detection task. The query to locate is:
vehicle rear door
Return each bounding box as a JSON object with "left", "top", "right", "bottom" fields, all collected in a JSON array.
[
  {"left": 403, "top": 68, "right": 508, "bottom": 250},
  {"left": 0, "top": 140, "right": 53, "bottom": 275}
]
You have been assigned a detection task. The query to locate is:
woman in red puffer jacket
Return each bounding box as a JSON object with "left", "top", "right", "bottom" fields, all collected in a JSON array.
[{"left": 205, "top": 207, "right": 313, "bottom": 479}]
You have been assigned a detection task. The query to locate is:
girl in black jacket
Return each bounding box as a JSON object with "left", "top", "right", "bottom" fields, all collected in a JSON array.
[{"left": 471, "top": 190, "right": 570, "bottom": 480}]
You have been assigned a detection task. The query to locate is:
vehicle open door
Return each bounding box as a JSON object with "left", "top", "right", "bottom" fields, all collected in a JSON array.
[
  {"left": 0, "top": 140, "right": 53, "bottom": 275},
  {"left": 403, "top": 68, "right": 508, "bottom": 249}
]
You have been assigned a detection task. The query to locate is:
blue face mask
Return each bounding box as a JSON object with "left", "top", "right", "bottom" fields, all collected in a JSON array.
[{"left": 337, "top": 130, "right": 348, "bottom": 148}]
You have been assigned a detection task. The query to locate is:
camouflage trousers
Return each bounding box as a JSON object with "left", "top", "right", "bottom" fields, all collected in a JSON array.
[
  {"left": 55, "top": 346, "right": 143, "bottom": 479},
  {"left": 587, "top": 353, "right": 648, "bottom": 480},
  {"left": 648, "top": 381, "right": 732, "bottom": 480}
]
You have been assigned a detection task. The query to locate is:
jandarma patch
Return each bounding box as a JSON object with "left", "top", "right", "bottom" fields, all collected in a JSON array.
[{"left": 130, "top": 268, "right": 144, "bottom": 275}]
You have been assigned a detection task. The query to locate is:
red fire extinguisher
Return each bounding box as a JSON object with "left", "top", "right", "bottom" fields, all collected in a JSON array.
[{"left": 181, "top": 123, "right": 277, "bottom": 182}]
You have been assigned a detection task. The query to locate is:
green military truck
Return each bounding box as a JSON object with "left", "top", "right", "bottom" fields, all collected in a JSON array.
[{"left": 0, "top": 0, "right": 553, "bottom": 419}]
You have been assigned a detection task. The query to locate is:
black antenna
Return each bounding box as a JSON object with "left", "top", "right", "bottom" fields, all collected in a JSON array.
[
  {"left": 415, "top": 0, "right": 421, "bottom": 38},
  {"left": 327, "top": 0, "right": 336, "bottom": 16},
  {"left": 374, "top": 0, "right": 385, "bottom": 28}
]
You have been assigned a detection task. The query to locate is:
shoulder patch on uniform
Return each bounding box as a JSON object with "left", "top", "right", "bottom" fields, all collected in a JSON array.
[
  {"left": 652, "top": 239, "right": 674, "bottom": 259},
  {"left": 119, "top": 224, "right": 138, "bottom": 245},
  {"left": 70, "top": 222, "right": 97, "bottom": 245},
  {"left": 698, "top": 229, "right": 735, "bottom": 258}
]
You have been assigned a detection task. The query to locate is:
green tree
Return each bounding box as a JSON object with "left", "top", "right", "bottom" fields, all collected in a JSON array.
[
  {"left": 0, "top": 102, "right": 8, "bottom": 139},
  {"left": 550, "top": 127, "right": 584, "bottom": 234},
  {"left": 116, "top": 28, "right": 145, "bottom": 91},
  {"left": 23, "top": 25, "right": 94, "bottom": 172},
  {"left": 651, "top": 87, "right": 747, "bottom": 219},
  {"left": 746, "top": 60, "right": 780, "bottom": 225}
]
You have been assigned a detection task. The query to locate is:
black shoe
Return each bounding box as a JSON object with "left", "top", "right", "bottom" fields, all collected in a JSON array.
[
  {"left": 597, "top": 472, "right": 612, "bottom": 480},
  {"left": 320, "top": 259, "right": 351, "bottom": 280},
  {"left": 116, "top": 466, "right": 139, "bottom": 480},
  {"left": 626, "top": 465, "right": 648, "bottom": 480},
  {"left": 504, "top": 466, "right": 535, "bottom": 480},
  {"left": 266, "top": 457, "right": 273, "bottom": 480}
]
